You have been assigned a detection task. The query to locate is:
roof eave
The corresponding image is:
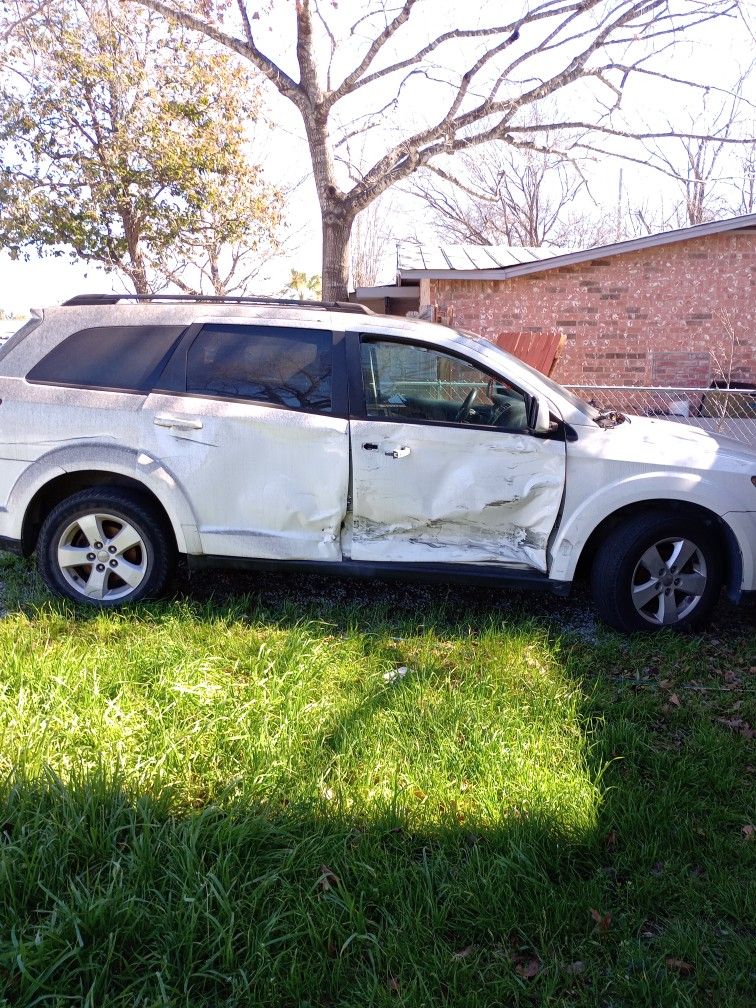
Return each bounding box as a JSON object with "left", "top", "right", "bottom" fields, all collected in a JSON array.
[{"left": 398, "top": 214, "right": 756, "bottom": 282}]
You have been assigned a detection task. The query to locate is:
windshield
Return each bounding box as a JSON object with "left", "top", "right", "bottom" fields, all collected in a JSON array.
[{"left": 454, "top": 329, "right": 599, "bottom": 419}]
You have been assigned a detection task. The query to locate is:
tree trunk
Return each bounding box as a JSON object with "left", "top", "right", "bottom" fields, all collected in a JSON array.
[{"left": 321, "top": 214, "right": 352, "bottom": 302}]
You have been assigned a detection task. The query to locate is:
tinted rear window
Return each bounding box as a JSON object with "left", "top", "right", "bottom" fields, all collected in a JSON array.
[
  {"left": 27, "top": 325, "right": 186, "bottom": 391},
  {"left": 186, "top": 324, "right": 333, "bottom": 412}
]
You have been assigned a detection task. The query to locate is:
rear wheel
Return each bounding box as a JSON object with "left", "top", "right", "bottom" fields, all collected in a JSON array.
[
  {"left": 37, "top": 488, "right": 174, "bottom": 606},
  {"left": 590, "top": 511, "right": 722, "bottom": 633}
]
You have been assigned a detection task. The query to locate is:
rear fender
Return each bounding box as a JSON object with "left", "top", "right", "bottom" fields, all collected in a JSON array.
[{"left": 3, "top": 442, "right": 200, "bottom": 553}]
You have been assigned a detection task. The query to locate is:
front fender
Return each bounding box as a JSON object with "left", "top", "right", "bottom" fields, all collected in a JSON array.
[
  {"left": 549, "top": 470, "right": 743, "bottom": 583},
  {"left": 2, "top": 441, "right": 201, "bottom": 554}
]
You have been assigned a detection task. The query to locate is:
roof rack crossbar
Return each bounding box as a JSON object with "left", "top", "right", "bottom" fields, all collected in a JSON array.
[{"left": 62, "top": 293, "right": 373, "bottom": 314}]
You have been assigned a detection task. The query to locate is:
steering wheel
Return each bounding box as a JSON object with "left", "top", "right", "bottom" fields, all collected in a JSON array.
[
  {"left": 454, "top": 388, "right": 478, "bottom": 423},
  {"left": 489, "top": 400, "right": 512, "bottom": 427}
]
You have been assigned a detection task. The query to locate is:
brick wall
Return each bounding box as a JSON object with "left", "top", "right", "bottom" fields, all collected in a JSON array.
[{"left": 429, "top": 229, "right": 756, "bottom": 386}]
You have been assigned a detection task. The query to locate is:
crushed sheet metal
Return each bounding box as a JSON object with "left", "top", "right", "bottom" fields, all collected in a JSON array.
[{"left": 349, "top": 421, "right": 565, "bottom": 571}]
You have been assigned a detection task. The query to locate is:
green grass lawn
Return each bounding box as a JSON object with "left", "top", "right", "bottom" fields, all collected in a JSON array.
[{"left": 0, "top": 555, "right": 753, "bottom": 1008}]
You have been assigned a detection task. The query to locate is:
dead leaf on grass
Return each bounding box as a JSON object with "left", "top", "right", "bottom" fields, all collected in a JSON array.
[
  {"left": 317, "top": 865, "right": 340, "bottom": 892},
  {"left": 715, "top": 717, "right": 754, "bottom": 739},
  {"left": 387, "top": 974, "right": 400, "bottom": 993},
  {"left": 668, "top": 692, "right": 681, "bottom": 707},
  {"left": 565, "top": 960, "right": 586, "bottom": 974},
  {"left": 453, "top": 945, "right": 475, "bottom": 960},
  {"left": 665, "top": 957, "right": 694, "bottom": 975},
  {"left": 742, "top": 824, "right": 754, "bottom": 839},
  {"left": 606, "top": 829, "right": 618, "bottom": 850},
  {"left": 590, "top": 908, "right": 612, "bottom": 932},
  {"left": 513, "top": 954, "right": 541, "bottom": 979}
]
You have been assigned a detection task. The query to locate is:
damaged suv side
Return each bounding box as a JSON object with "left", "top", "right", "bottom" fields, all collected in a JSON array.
[{"left": 0, "top": 294, "right": 754, "bottom": 633}]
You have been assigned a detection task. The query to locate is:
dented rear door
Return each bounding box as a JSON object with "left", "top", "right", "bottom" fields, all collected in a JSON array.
[
  {"left": 347, "top": 335, "right": 565, "bottom": 572},
  {"left": 142, "top": 320, "right": 349, "bottom": 561}
]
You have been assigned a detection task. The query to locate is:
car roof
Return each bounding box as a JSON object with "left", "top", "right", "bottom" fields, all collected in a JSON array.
[{"left": 37, "top": 300, "right": 456, "bottom": 343}]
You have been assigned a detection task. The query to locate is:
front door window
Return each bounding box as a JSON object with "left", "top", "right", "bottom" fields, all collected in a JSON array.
[{"left": 361, "top": 339, "right": 529, "bottom": 430}]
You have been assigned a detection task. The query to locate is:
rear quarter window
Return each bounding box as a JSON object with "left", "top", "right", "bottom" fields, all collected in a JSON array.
[{"left": 26, "top": 325, "right": 186, "bottom": 392}]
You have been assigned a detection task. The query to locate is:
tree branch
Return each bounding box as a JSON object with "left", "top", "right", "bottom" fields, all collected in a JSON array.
[{"left": 131, "top": 0, "right": 303, "bottom": 103}]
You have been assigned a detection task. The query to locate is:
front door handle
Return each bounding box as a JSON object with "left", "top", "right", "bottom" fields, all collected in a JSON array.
[
  {"left": 385, "top": 445, "right": 411, "bottom": 459},
  {"left": 154, "top": 414, "right": 203, "bottom": 430}
]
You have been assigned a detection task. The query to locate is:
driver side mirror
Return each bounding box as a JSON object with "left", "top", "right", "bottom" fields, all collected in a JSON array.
[{"left": 529, "top": 394, "right": 552, "bottom": 434}]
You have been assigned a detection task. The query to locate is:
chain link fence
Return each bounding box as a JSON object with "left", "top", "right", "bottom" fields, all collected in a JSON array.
[{"left": 565, "top": 385, "right": 756, "bottom": 446}]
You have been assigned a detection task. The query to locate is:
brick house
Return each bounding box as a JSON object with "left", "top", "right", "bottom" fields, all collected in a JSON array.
[{"left": 354, "top": 213, "right": 756, "bottom": 387}]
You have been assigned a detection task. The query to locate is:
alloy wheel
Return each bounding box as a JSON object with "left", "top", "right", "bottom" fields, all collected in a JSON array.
[
  {"left": 631, "top": 536, "right": 708, "bottom": 626},
  {"left": 56, "top": 512, "right": 148, "bottom": 601}
]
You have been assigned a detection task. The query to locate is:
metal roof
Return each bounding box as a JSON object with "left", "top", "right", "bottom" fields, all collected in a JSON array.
[
  {"left": 397, "top": 213, "right": 756, "bottom": 282},
  {"left": 398, "top": 243, "right": 571, "bottom": 272}
]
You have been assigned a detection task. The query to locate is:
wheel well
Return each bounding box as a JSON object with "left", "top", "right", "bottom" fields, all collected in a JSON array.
[
  {"left": 573, "top": 499, "right": 735, "bottom": 584},
  {"left": 21, "top": 472, "right": 178, "bottom": 556}
]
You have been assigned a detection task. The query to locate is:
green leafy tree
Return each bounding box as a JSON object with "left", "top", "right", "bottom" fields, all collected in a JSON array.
[
  {"left": 0, "top": 0, "right": 283, "bottom": 294},
  {"left": 283, "top": 270, "right": 322, "bottom": 301}
]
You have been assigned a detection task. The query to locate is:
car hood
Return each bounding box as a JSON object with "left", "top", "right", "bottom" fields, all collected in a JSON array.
[{"left": 573, "top": 414, "right": 756, "bottom": 476}]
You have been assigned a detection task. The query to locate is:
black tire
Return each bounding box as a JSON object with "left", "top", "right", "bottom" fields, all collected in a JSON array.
[
  {"left": 37, "top": 487, "right": 175, "bottom": 607},
  {"left": 590, "top": 510, "right": 722, "bottom": 633}
]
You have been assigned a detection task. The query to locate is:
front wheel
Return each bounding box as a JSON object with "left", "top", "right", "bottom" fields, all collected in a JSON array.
[
  {"left": 37, "top": 488, "right": 175, "bottom": 606},
  {"left": 590, "top": 512, "right": 722, "bottom": 633}
]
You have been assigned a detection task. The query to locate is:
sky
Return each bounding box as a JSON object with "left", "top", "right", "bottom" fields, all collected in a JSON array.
[{"left": 1, "top": 0, "right": 755, "bottom": 316}]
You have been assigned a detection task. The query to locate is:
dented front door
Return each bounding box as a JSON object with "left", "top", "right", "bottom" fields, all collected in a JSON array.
[{"left": 348, "top": 336, "right": 565, "bottom": 571}]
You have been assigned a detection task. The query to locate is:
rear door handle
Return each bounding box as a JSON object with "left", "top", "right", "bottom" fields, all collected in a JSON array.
[
  {"left": 385, "top": 445, "right": 411, "bottom": 459},
  {"left": 154, "top": 414, "right": 203, "bottom": 431},
  {"left": 362, "top": 442, "right": 379, "bottom": 451}
]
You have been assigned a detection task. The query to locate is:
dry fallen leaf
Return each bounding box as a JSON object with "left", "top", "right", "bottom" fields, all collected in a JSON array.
[
  {"left": 453, "top": 946, "right": 475, "bottom": 960},
  {"left": 514, "top": 955, "right": 541, "bottom": 979},
  {"left": 317, "top": 865, "right": 340, "bottom": 892},
  {"left": 606, "top": 829, "right": 618, "bottom": 850},
  {"left": 742, "top": 824, "right": 754, "bottom": 838},
  {"left": 590, "top": 908, "right": 612, "bottom": 932},
  {"left": 665, "top": 957, "right": 694, "bottom": 975},
  {"left": 668, "top": 692, "right": 681, "bottom": 707},
  {"left": 387, "top": 974, "right": 400, "bottom": 993},
  {"left": 565, "top": 960, "right": 586, "bottom": 974},
  {"left": 716, "top": 717, "right": 755, "bottom": 739}
]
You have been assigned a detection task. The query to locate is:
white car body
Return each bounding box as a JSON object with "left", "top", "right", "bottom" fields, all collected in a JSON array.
[{"left": 0, "top": 300, "right": 753, "bottom": 616}]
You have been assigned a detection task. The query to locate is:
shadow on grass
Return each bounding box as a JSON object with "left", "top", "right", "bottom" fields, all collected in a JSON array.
[
  {"left": 0, "top": 768, "right": 604, "bottom": 1008},
  {"left": 0, "top": 555, "right": 753, "bottom": 1006}
]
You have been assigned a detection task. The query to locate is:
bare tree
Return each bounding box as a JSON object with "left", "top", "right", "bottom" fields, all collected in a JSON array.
[
  {"left": 130, "top": 0, "right": 745, "bottom": 299},
  {"left": 350, "top": 194, "right": 394, "bottom": 289},
  {"left": 411, "top": 137, "right": 613, "bottom": 248},
  {"left": 630, "top": 76, "right": 756, "bottom": 230},
  {"left": 731, "top": 136, "right": 756, "bottom": 214}
]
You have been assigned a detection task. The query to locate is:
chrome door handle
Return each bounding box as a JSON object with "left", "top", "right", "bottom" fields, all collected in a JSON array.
[
  {"left": 154, "top": 414, "right": 203, "bottom": 430},
  {"left": 385, "top": 445, "right": 411, "bottom": 459}
]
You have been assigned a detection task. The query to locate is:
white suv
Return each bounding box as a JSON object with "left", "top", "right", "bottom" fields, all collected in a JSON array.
[{"left": 0, "top": 294, "right": 753, "bottom": 632}]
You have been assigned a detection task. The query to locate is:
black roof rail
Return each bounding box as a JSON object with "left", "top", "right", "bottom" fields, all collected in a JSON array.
[{"left": 61, "top": 293, "right": 374, "bottom": 315}]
